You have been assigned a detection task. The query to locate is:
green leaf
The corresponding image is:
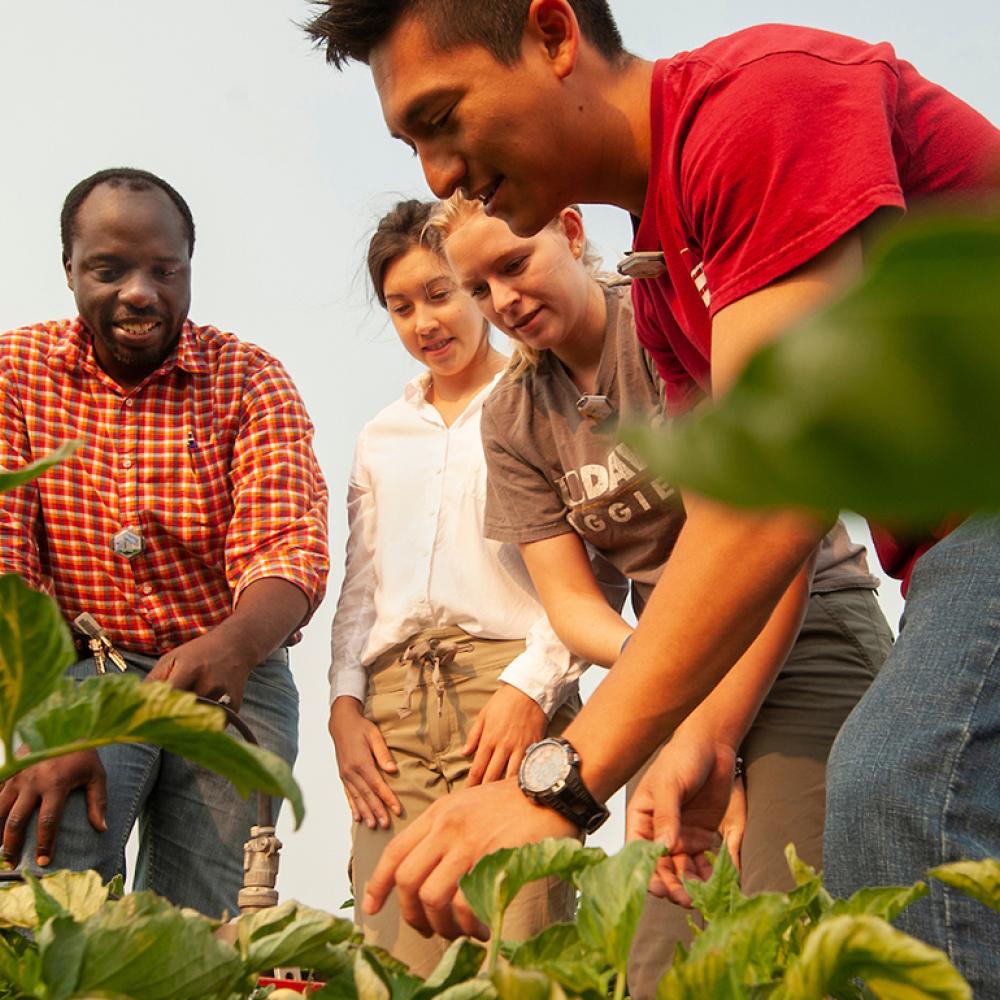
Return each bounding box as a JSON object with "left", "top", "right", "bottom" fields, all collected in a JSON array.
[
  {"left": 0, "top": 870, "right": 108, "bottom": 929},
  {"left": 670, "top": 892, "right": 794, "bottom": 992},
  {"left": 414, "top": 938, "right": 487, "bottom": 999},
  {"left": 624, "top": 213, "right": 1000, "bottom": 526},
  {"left": 507, "top": 922, "right": 609, "bottom": 998},
  {"left": 491, "top": 959, "right": 567, "bottom": 1000},
  {"left": 354, "top": 949, "right": 392, "bottom": 1000},
  {"left": 928, "top": 859, "right": 1000, "bottom": 913},
  {"left": 780, "top": 914, "right": 971, "bottom": 999},
  {"left": 0, "top": 930, "right": 42, "bottom": 995},
  {"left": 831, "top": 883, "right": 930, "bottom": 924},
  {"left": 655, "top": 947, "right": 745, "bottom": 999},
  {"left": 36, "top": 891, "right": 244, "bottom": 1000},
  {"left": 433, "top": 983, "right": 498, "bottom": 1000},
  {"left": 0, "top": 575, "right": 76, "bottom": 758},
  {"left": 351, "top": 944, "right": 446, "bottom": 1000},
  {"left": 785, "top": 844, "right": 821, "bottom": 890},
  {"left": 3, "top": 675, "right": 304, "bottom": 827},
  {"left": 574, "top": 840, "right": 664, "bottom": 976},
  {"left": 460, "top": 838, "right": 604, "bottom": 937},
  {"left": 682, "top": 843, "right": 743, "bottom": 923},
  {"left": 38, "top": 914, "right": 87, "bottom": 1000},
  {"left": 0, "top": 441, "right": 81, "bottom": 495},
  {"left": 783, "top": 845, "right": 834, "bottom": 937},
  {"left": 233, "top": 900, "right": 357, "bottom": 976}
]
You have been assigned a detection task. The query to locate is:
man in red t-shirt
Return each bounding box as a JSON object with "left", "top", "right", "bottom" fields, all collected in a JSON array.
[{"left": 306, "top": 1, "right": 1000, "bottom": 987}]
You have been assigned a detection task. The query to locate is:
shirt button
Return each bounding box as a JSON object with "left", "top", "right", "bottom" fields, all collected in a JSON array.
[
  {"left": 141, "top": 584, "right": 153, "bottom": 596},
  {"left": 125, "top": 399, "right": 134, "bottom": 408},
  {"left": 122, "top": 458, "right": 133, "bottom": 469}
]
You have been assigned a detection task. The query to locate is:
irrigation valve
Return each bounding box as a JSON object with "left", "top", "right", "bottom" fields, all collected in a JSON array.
[{"left": 237, "top": 824, "right": 283, "bottom": 913}]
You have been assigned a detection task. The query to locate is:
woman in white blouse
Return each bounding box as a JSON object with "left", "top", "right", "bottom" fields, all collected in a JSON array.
[{"left": 328, "top": 199, "right": 581, "bottom": 974}]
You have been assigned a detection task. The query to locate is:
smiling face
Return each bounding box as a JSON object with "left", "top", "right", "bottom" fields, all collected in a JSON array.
[
  {"left": 442, "top": 208, "right": 594, "bottom": 355},
  {"left": 370, "top": 9, "right": 581, "bottom": 238},
  {"left": 381, "top": 244, "right": 488, "bottom": 377},
  {"left": 64, "top": 183, "right": 191, "bottom": 389}
]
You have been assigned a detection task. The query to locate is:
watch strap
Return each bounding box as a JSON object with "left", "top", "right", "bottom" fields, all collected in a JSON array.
[{"left": 545, "top": 768, "right": 610, "bottom": 834}]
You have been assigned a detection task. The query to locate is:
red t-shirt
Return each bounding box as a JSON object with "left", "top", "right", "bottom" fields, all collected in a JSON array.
[{"left": 631, "top": 24, "right": 1000, "bottom": 583}]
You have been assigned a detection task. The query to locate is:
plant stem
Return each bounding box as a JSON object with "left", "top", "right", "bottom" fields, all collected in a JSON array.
[
  {"left": 487, "top": 918, "right": 502, "bottom": 977},
  {"left": 613, "top": 967, "right": 626, "bottom": 1000}
]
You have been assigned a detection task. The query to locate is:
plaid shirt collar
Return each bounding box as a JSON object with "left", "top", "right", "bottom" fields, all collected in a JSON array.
[{"left": 46, "top": 318, "right": 210, "bottom": 385}]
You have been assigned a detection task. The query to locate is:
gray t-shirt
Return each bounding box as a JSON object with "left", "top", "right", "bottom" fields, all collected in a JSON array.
[{"left": 482, "top": 285, "right": 877, "bottom": 607}]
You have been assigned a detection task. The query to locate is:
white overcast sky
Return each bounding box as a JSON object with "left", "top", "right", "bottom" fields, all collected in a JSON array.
[{"left": 1, "top": 2, "right": 996, "bottom": 911}]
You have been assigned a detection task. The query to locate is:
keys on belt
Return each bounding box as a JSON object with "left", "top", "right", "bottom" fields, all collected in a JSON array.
[{"left": 72, "top": 613, "right": 128, "bottom": 674}]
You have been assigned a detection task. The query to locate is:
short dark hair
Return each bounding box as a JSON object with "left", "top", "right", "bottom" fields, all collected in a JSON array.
[
  {"left": 367, "top": 198, "right": 438, "bottom": 306},
  {"left": 61, "top": 168, "right": 196, "bottom": 260},
  {"left": 304, "top": 0, "right": 626, "bottom": 70}
]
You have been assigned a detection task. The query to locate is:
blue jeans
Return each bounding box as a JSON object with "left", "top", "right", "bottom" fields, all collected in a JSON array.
[
  {"left": 825, "top": 514, "right": 1000, "bottom": 993},
  {"left": 18, "top": 648, "right": 298, "bottom": 918}
]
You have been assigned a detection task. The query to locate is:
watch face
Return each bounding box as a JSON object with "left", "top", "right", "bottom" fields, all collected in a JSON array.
[{"left": 522, "top": 740, "right": 570, "bottom": 793}]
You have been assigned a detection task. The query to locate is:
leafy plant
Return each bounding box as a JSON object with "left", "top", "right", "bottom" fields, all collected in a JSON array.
[
  {"left": 460, "top": 838, "right": 604, "bottom": 973},
  {"left": 6, "top": 841, "right": 1000, "bottom": 999},
  {"left": 624, "top": 212, "right": 1000, "bottom": 525}
]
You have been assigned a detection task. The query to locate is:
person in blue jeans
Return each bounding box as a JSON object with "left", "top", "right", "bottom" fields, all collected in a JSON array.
[
  {"left": 305, "top": 0, "right": 1000, "bottom": 990},
  {"left": 825, "top": 515, "right": 1000, "bottom": 976},
  {"left": 0, "top": 168, "right": 328, "bottom": 916}
]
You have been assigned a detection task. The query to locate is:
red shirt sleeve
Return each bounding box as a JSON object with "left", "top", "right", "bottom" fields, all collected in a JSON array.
[{"left": 679, "top": 50, "right": 907, "bottom": 315}]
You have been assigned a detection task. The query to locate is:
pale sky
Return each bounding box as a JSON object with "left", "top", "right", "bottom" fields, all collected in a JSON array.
[{"left": 1, "top": 1, "right": 996, "bottom": 911}]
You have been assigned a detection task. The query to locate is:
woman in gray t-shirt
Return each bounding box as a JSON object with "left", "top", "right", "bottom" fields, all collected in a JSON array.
[{"left": 428, "top": 195, "right": 893, "bottom": 995}]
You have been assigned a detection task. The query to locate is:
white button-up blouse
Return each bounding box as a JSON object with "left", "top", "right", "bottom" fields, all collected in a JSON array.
[{"left": 329, "top": 371, "right": 584, "bottom": 715}]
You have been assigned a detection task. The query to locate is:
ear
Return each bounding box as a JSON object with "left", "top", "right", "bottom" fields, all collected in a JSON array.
[
  {"left": 557, "top": 206, "right": 586, "bottom": 256},
  {"left": 524, "top": 0, "right": 579, "bottom": 79},
  {"left": 63, "top": 254, "right": 74, "bottom": 290}
]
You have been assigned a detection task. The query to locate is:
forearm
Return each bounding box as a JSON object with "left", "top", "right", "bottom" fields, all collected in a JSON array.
[
  {"left": 520, "top": 535, "right": 632, "bottom": 668},
  {"left": 676, "top": 562, "right": 812, "bottom": 749},
  {"left": 211, "top": 577, "right": 309, "bottom": 670},
  {"left": 563, "top": 502, "right": 826, "bottom": 800},
  {"left": 543, "top": 592, "right": 632, "bottom": 668}
]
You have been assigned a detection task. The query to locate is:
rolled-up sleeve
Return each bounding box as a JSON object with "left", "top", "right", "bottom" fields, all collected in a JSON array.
[
  {"left": 0, "top": 357, "right": 44, "bottom": 589},
  {"left": 226, "top": 359, "right": 329, "bottom": 619},
  {"left": 498, "top": 612, "right": 588, "bottom": 717}
]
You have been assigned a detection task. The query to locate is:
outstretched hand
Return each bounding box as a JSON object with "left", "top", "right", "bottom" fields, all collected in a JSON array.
[
  {"left": 625, "top": 732, "right": 742, "bottom": 906},
  {"left": 463, "top": 683, "right": 546, "bottom": 786},
  {"left": 362, "top": 777, "right": 577, "bottom": 940}
]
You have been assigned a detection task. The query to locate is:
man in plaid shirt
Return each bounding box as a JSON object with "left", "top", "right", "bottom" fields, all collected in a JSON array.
[{"left": 0, "top": 168, "right": 329, "bottom": 916}]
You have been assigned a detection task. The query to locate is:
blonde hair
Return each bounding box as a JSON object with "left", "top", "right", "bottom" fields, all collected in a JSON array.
[{"left": 425, "top": 193, "right": 605, "bottom": 379}]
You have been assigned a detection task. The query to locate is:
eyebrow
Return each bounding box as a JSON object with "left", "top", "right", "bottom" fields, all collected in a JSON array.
[{"left": 84, "top": 252, "right": 186, "bottom": 264}]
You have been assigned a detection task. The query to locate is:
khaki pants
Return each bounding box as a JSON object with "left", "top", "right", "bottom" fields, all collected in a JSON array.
[
  {"left": 627, "top": 589, "right": 893, "bottom": 999},
  {"left": 351, "top": 626, "right": 580, "bottom": 977}
]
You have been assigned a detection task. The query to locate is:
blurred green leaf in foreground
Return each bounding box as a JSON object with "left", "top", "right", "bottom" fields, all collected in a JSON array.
[{"left": 626, "top": 212, "right": 1000, "bottom": 527}]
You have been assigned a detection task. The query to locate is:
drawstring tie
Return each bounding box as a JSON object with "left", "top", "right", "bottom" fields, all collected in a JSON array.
[{"left": 397, "top": 637, "right": 474, "bottom": 719}]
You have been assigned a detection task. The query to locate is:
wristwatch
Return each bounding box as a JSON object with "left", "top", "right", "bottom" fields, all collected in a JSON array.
[{"left": 518, "top": 737, "right": 610, "bottom": 833}]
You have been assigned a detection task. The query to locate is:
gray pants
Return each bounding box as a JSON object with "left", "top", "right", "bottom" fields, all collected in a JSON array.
[{"left": 627, "top": 588, "right": 892, "bottom": 999}]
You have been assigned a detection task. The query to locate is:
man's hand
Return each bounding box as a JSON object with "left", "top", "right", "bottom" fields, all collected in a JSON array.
[
  {"left": 362, "top": 777, "right": 577, "bottom": 940},
  {"left": 463, "top": 683, "right": 546, "bottom": 786},
  {"left": 146, "top": 628, "right": 257, "bottom": 710},
  {"left": 0, "top": 750, "right": 107, "bottom": 868},
  {"left": 625, "top": 732, "right": 738, "bottom": 906},
  {"left": 328, "top": 696, "right": 401, "bottom": 830}
]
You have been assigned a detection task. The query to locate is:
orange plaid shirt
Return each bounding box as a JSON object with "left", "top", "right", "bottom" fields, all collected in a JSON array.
[{"left": 0, "top": 318, "right": 329, "bottom": 655}]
